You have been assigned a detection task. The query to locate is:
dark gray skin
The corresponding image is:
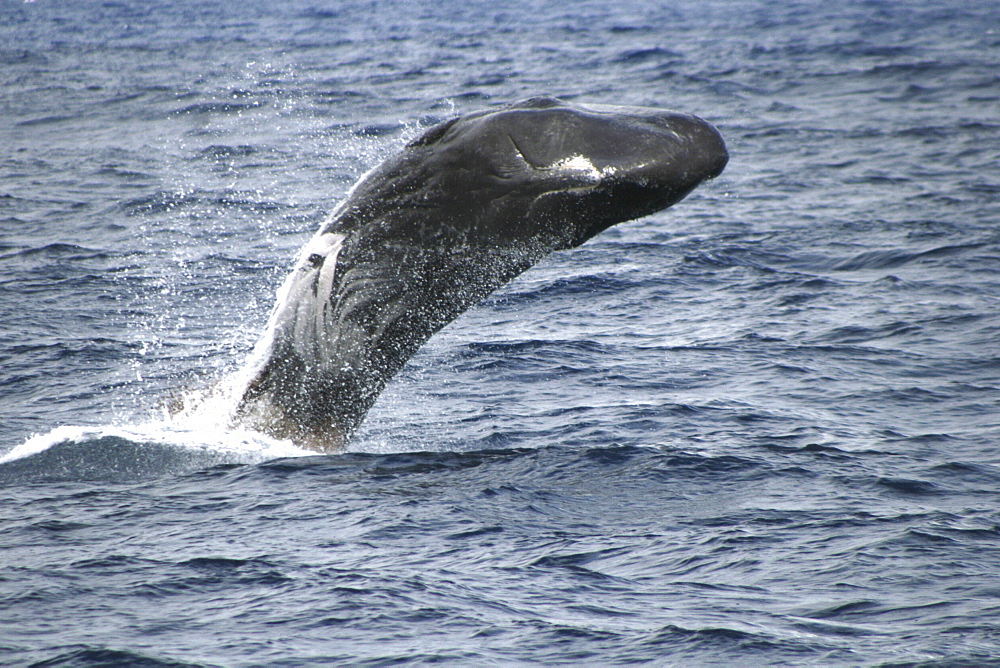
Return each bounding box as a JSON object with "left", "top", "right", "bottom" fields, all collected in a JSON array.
[{"left": 234, "top": 97, "right": 728, "bottom": 451}]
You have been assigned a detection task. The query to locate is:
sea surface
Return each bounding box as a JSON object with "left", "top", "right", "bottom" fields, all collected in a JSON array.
[{"left": 2, "top": 0, "right": 999, "bottom": 665}]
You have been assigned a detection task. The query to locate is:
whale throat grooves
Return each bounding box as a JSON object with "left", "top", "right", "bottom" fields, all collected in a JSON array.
[{"left": 232, "top": 97, "right": 728, "bottom": 451}]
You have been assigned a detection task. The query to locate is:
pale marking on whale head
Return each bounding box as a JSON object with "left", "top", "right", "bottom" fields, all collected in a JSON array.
[{"left": 543, "top": 154, "right": 619, "bottom": 181}]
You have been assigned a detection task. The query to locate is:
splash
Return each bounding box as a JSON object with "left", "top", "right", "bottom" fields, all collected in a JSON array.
[{"left": 1, "top": 389, "right": 312, "bottom": 467}]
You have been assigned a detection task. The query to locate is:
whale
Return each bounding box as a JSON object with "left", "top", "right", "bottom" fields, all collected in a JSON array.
[{"left": 233, "top": 96, "right": 728, "bottom": 451}]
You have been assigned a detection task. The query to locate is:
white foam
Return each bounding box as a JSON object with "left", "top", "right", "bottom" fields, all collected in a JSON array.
[{"left": 1, "top": 398, "right": 313, "bottom": 466}]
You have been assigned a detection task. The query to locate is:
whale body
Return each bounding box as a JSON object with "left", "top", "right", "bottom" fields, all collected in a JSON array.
[{"left": 234, "top": 97, "right": 728, "bottom": 451}]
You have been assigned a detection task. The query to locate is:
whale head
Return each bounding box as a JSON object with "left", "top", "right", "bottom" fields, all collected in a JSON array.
[
  {"left": 237, "top": 97, "right": 728, "bottom": 450},
  {"left": 329, "top": 96, "right": 727, "bottom": 252}
]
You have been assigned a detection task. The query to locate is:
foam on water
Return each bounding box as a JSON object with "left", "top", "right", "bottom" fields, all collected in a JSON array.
[
  {"left": 1, "top": 420, "right": 311, "bottom": 468},
  {"left": 1, "top": 368, "right": 314, "bottom": 468}
]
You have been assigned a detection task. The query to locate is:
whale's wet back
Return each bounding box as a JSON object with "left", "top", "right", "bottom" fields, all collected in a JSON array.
[{"left": 235, "top": 97, "right": 728, "bottom": 450}]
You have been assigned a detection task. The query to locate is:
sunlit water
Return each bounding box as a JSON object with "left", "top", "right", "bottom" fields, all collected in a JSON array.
[{"left": 2, "top": 0, "right": 999, "bottom": 664}]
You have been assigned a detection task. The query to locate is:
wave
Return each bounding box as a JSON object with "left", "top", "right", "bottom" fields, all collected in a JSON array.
[
  {"left": 0, "top": 418, "right": 311, "bottom": 485},
  {"left": 27, "top": 646, "right": 193, "bottom": 668}
]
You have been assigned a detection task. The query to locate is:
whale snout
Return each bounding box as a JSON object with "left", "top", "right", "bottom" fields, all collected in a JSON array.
[
  {"left": 627, "top": 110, "right": 729, "bottom": 189},
  {"left": 519, "top": 104, "right": 728, "bottom": 240},
  {"left": 668, "top": 112, "right": 728, "bottom": 180}
]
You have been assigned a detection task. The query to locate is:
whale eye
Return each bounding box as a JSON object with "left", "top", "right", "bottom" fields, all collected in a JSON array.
[{"left": 307, "top": 253, "right": 324, "bottom": 268}]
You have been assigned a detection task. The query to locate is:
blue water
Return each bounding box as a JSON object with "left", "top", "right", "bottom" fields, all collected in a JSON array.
[{"left": 2, "top": 0, "right": 999, "bottom": 664}]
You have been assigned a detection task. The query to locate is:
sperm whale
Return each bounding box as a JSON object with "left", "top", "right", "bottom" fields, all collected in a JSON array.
[{"left": 233, "top": 96, "right": 728, "bottom": 451}]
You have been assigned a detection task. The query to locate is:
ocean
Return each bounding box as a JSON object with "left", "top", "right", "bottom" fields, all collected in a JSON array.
[{"left": 2, "top": 0, "right": 999, "bottom": 664}]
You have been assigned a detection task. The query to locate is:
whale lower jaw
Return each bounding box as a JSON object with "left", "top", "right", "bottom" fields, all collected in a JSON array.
[{"left": 230, "top": 229, "right": 354, "bottom": 451}]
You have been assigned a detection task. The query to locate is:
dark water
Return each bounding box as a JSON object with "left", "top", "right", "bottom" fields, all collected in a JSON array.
[{"left": 2, "top": 0, "right": 999, "bottom": 664}]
